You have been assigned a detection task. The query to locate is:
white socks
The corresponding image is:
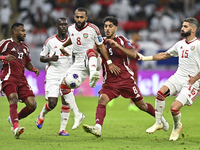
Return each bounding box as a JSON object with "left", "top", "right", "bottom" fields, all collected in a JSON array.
[
  {"left": 60, "top": 111, "right": 70, "bottom": 131},
  {"left": 172, "top": 112, "right": 181, "bottom": 129},
  {"left": 155, "top": 99, "right": 165, "bottom": 124},
  {"left": 89, "top": 57, "right": 97, "bottom": 73},
  {"left": 63, "top": 92, "right": 80, "bottom": 116}
]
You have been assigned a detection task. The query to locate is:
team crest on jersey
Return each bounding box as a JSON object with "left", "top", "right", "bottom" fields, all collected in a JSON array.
[
  {"left": 190, "top": 46, "right": 195, "bottom": 51},
  {"left": 83, "top": 33, "right": 88, "bottom": 39}
]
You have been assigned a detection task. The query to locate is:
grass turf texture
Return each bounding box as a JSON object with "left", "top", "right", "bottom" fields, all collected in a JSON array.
[{"left": 0, "top": 96, "right": 200, "bottom": 150}]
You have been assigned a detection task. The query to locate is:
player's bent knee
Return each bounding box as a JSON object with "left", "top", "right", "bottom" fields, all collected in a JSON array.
[
  {"left": 60, "top": 84, "right": 71, "bottom": 95},
  {"left": 156, "top": 91, "right": 166, "bottom": 101},
  {"left": 170, "top": 108, "right": 180, "bottom": 116},
  {"left": 86, "top": 49, "right": 97, "bottom": 58},
  {"left": 98, "top": 94, "right": 110, "bottom": 105}
]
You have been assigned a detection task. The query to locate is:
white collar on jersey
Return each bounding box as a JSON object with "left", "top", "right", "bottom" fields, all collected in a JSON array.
[{"left": 186, "top": 37, "right": 197, "bottom": 43}]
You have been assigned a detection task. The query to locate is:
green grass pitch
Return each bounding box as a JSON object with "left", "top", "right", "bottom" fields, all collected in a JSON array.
[{"left": 0, "top": 95, "right": 200, "bottom": 150}]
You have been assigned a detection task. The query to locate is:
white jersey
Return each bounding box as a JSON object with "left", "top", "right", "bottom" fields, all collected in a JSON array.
[
  {"left": 68, "top": 22, "right": 103, "bottom": 61},
  {"left": 167, "top": 37, "right": 200, "bottom": 79},
  {"left": 40, "top": 34, "right": 73, "bottom": 80}
]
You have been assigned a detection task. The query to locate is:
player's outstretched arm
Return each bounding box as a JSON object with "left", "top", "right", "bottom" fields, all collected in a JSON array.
[
  {"left": 25, "top": 62, "right": 39, "bottom": 76},
  {"left": 138, "top": 52, "right": 171, "bottom": 61},
  {"left": 0, "top": 54, "right": 15, "bottom": 61}
]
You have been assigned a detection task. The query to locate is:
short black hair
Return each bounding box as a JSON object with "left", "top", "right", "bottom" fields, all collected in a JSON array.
[
  {"left": 184, "top": 17, "right": 199, "bottom": 29},
  {"left": 11, "top": 23, "right": 24, "bottom": 31},
  {"left": 56, "top": 17, "right": 67, "bottom": 24},
  {"left": 103, "top": 16, "right": 118, "bottom": 26},
  {"left": 75, "top": 7, "right": 87, "bottom": 15}
]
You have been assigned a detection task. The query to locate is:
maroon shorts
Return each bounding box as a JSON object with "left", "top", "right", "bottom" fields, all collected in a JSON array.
[
  {"left": 99, "top": 77, "right": 143, "bottom": 102},
  {"left": 2, "top": 79, "right": 35, "bottom": 102}
]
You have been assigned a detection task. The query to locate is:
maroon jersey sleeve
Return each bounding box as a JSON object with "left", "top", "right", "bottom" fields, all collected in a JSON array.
[
  {"left": 0, "top": 39, "right": 11, "bottom": 54},
  {"left": 118, "top": 35, "right": 134, "bottom": 49}
]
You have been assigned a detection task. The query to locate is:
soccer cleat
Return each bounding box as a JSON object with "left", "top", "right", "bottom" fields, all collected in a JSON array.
[
  {"left": 58, "top": 130, "right": 69, "bottom": 136},
  {"left": 72, "top": 113, "right": 85, "bottom": 130},
  {"left": 36, "top": 113, "right": 44, "bottom": 129},
  {"left": 169, "top": 123, "right": 182, "bottom": 141},
  {"left": 8, "top": 116, "right": 14, "bottom": 133},
  {"left": 89, "top": 71, "right": 100, "bottom": 88},
  {"left": 162, "top": 120, "right": 169, "bottom": 131},
  {"left": 14, "top": 127, "right": 25, "bottom": 139},
  {"left": 82, "top": 124, "right": 101, "bottom": 138},
  {"left": 146, "top": 122, "right": 163, "bottom": 133}
]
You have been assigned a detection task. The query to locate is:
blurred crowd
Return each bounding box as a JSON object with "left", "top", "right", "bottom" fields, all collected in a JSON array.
[{"left": 1, "top": 0, "right": 200, "bottom": 69}]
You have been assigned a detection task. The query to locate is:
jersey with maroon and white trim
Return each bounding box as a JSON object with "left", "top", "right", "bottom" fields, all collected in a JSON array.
[
  {"left": 0, "top": 38, "right": 31, "bottom": 82},
  {"left": 167, "top": 37, "right": 200, "bottom": 78},
  {"left": 40, "top": 34, "right": 73, "bottom": 80},
  {"left": 68, "top": 22, "right": 103, "bottom": 59},
  {"left": 101, "top": 35, "right": 134, "bottom": 83}
]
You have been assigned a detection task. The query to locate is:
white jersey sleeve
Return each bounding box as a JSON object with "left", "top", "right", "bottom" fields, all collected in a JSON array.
[{"left": 167, "top": 41, "right": 179, "bottom": 57}]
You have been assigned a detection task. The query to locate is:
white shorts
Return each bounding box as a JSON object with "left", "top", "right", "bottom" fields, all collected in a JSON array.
[
  {"left": 66, "top": 53, "right": 102, "bottom": 83},
  {"left": 45, "top": 78, "right": 62, "bottom": 99},
  {"left": 163, "top": 74, "right": 200, "bottom": 105}
]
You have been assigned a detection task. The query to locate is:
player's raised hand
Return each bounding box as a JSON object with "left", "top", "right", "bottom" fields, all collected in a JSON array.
[
  {"left": 5, "top": 54, "right": 15, "bottom": 61},
  {"left": 59, "top": 46, "right": 70, "bottom": 56},
  {"left": 106, "top": 39, "right": 119, "bottom": 48},
  {"left": 51, "top": 52, "right": 59, "bottom": 61},
  {"left": 108, "top": 63, "right": 121, "bottom": 75},
  {"left": 188, "top": 74, "right": 197, "bottom": 85}
]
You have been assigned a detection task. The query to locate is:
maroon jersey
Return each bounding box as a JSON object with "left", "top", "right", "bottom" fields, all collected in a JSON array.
[
  {"left": 0, "top": 38, "right": 31, "bottom": 82},
  {"left": 101, "top": 35, "right": 134, "bottom": 83},
  {"left": 129, "top": 42, "right": 140, "bottom": 71}
]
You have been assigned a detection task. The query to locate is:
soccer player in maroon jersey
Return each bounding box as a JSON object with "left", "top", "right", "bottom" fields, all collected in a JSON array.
[
  {"left": 82, "top": 16, "right": 169, "bottom": 137},
  {"left": 0, "top": 23, "right": 39, "bottom": 139}
]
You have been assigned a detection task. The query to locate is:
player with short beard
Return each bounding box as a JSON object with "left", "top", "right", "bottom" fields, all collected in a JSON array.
[
  {"left": 82, "top": 16, "right": 169, "bottom": 137},
  {"left": 0, "top": 23, "right": 39, "bottom": 139},
  {"left": 138, "top": 17, "right": 200, "bottom": 141},
  {"left": 59, "top": 8, "right": 120, "bottom": 129}
]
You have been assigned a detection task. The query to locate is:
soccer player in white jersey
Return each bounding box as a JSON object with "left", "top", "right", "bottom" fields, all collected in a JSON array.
[
  {"left": 138, "top": 17, "right": 200, "bottom": 141},
  {"left": 60, "top": 7, "right": 120, "bottom": 86},
  {"left": 59, "top": 8, "right": 120, "bottom": 127},
  {"left": 36, "top": 18, "right": 84, "bottom": 134}
]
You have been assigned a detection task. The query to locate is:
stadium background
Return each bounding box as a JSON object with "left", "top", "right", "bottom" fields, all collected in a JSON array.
[{"left": 1, "top": 0, "right": 199, "bottom": 96}]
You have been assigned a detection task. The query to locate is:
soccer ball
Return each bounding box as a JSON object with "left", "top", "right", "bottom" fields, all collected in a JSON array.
[{"left": 64, "top": 73, "right": 82, "bottom": 89}]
